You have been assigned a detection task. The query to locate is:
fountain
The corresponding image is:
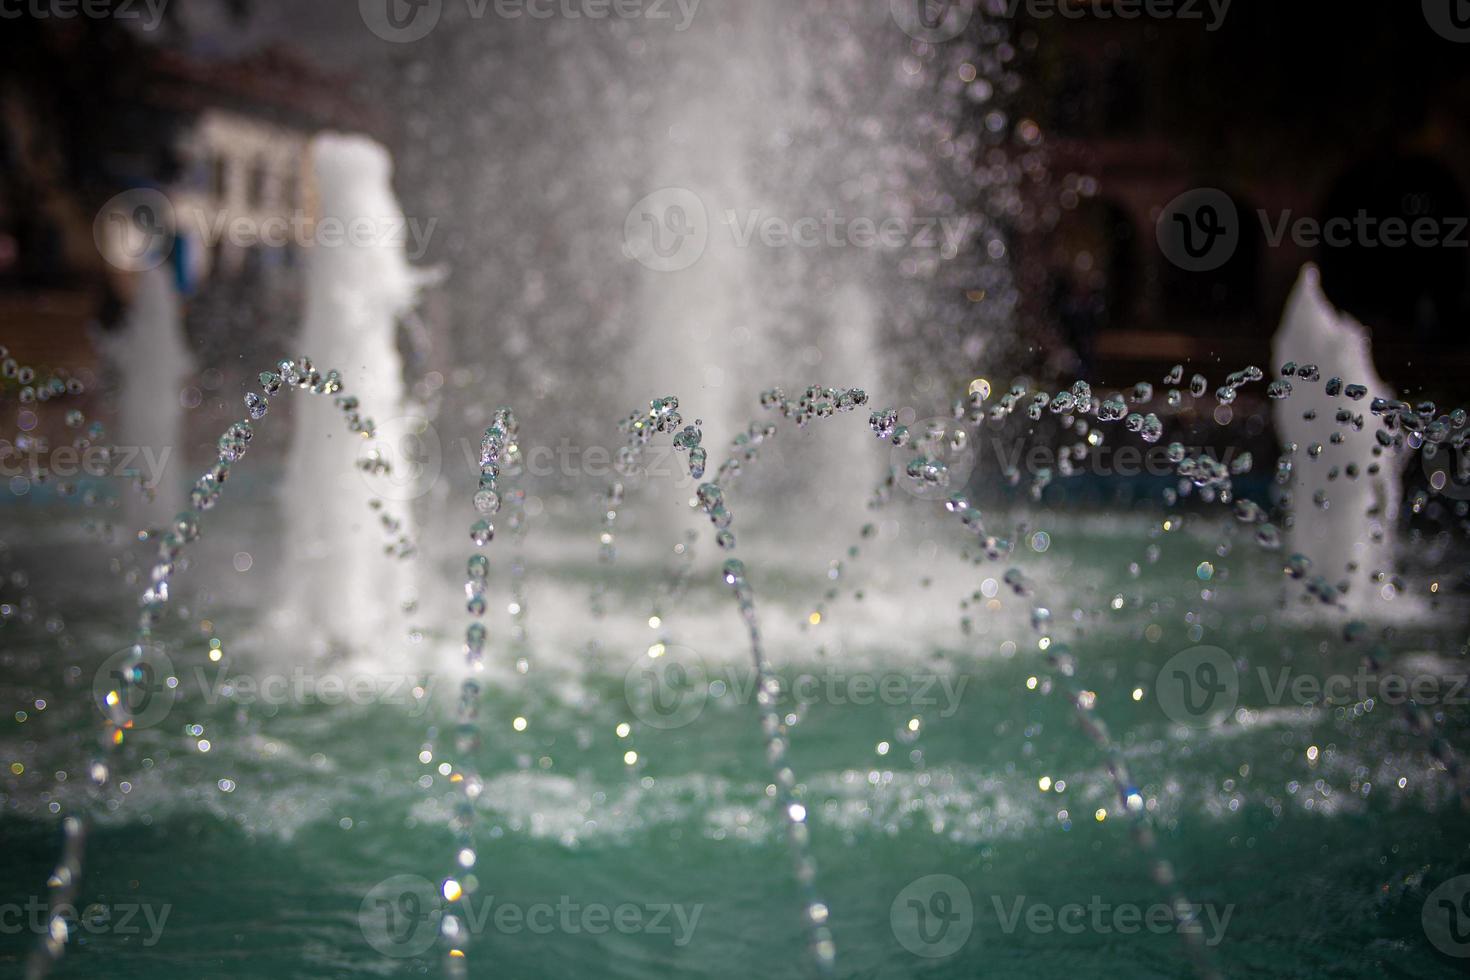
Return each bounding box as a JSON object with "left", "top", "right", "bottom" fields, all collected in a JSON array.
[
  {"left": 17, "top": 346, "right": 414, "bottom": 978},
  {"left": 276, "top": 134, "right": 427, "bottom": 656},
  {"left": 96, "top": 266, "right": 191, "bottom": 526},
  {"left": 8, "top": 325, "right": 1470, "bottom": 978},
  {"left": 7, "top": 6, "right": 1470, "bottom": 980},
  {"left": 1271, "top": 264, "right": 1405, "bottom": 614},
  {"left": 619, "top": 5, "right": 893, "bottom": 532},
  {"left": 431, "top": 409, "right": 521, "bottom": 976}
]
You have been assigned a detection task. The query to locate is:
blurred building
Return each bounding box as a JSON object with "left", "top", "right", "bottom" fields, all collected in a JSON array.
[
  {"left": 1012, "top": 2, "right": 1470, "bottom": 400},
  {"left": 0, "top": 25, "right": 380, "bottom": 378}
]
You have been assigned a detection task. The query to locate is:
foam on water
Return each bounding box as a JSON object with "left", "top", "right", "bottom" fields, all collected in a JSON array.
[{"left": 11, "top": 672, "right": 1455, "bottom": 850}]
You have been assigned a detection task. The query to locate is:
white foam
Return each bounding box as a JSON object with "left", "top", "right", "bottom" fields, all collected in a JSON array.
[
  {"left": 1271, "top": 265, "right": 1407, "bottom": 616},
  {"left": 276, "top": 134, "right": 427, "bottom": 656}
]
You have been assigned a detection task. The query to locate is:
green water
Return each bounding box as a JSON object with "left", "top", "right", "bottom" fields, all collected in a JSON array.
[{"left": 2, "top": 512, "right": 1467, "bottom": 978}]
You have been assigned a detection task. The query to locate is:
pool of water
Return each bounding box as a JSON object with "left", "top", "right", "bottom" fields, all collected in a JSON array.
[{"left": 1, "top": 502, "right": 1466, "bottom": 978}]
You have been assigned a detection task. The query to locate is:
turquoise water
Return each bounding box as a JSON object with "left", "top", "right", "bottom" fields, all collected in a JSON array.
[{"left": 2, "top": 505, "right": 1467, "bottom": 978}]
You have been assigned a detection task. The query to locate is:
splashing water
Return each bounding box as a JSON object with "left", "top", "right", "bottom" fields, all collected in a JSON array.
[
  {"left": 8, "top": 52, "right": 1470, "bottom": 977},
  {"left": 1272, "top": 265, "right": 1405, "bottom": 614},
  {"left": 608, "top": 389, "right": 867, "bottom": 971},
  {"left": 619, "top": 6, "right": 892, "bottom": 525},
  {"left": 433, "top": 408, "right": 522, "bottom": 976},
  {"left": 23, "top": 351, "right": 414, "bottom": 980},
  {"left": 10, "top": 338, "right": 1470, "bottom": 978},
  {"left": 276, "top": 134, "right": 428, "bottom": 654}
]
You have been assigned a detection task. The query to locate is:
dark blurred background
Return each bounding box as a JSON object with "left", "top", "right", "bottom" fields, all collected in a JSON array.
[
  {"left": 1015, "top": 1, "right": 1470, "bottom": 406},
  {"left": 2, "top": 0, "right": 1467, "bottom": 405}
]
